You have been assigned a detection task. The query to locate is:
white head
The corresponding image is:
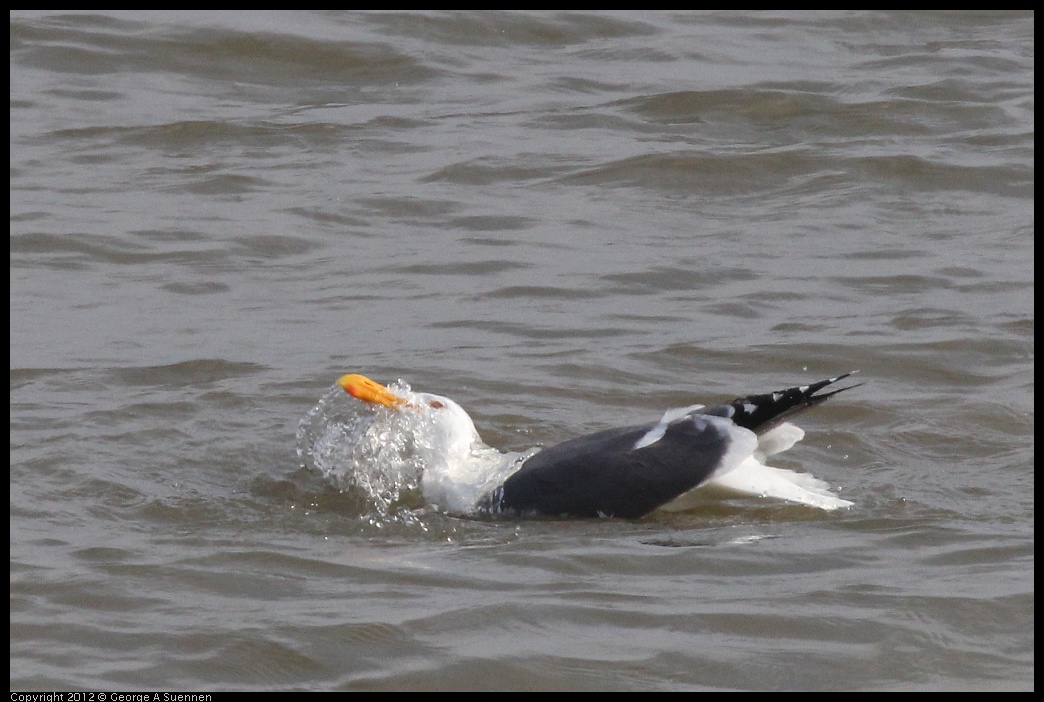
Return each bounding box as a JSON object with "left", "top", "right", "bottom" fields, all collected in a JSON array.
[
  {"left": 336, "top": 374, "right": 493, "bottom": 513},
  {"left": 410, "top": 392, "right": 481, "bottom": 460}
]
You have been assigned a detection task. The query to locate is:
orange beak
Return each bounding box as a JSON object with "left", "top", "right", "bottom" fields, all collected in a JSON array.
[{"left": 336, "top": 373, "right": 407, "bottom": 409}]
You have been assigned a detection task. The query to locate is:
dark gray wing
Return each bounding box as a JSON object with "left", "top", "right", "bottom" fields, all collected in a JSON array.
[
  {"left": 490, "top": 414, "right": 738, "bottom": 519},
  {"left": 481, "top": 372, "right": 860, "bottom": 519}
]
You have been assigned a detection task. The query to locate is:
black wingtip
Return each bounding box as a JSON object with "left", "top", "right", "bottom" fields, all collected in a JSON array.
[
  {"left": 807, "top": 370, "right": 863, "bottom": 399},
  {"left": 815, "top": 373, "right": 863, "bottom": 398},
  {"left": 707, "top": 371, "right": 862, "bottom": 435}
]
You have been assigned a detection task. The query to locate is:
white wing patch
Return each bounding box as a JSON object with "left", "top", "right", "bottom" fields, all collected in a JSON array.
[
  {"left": 632, "top": 403, "right": 704, "bottom": 450},
  {"left": 754, "top": 422, "right": 805, "bottom": 460},
  {"left": 657, "top": 419, "right": 852, "bottom": 512},
  {"left": 701, "top": 458, "right": 854, "bottom": 510}
]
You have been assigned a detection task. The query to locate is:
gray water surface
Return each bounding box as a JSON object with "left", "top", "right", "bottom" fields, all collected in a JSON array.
[{"left": 10, "top": 11, "right": 1034, "bottom": 691}]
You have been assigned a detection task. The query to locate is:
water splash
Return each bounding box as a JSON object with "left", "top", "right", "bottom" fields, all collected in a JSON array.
[
  {"left": 296, "top": 380, "right": 533, "bottom": 524},
  {"left": 296, "top": 381, "right": 427, "bottom": 523}
]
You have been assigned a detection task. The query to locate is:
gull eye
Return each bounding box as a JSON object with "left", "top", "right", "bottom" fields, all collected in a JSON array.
[{"left": 428, "top": 400, "right": 445, "bottom": 409}]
